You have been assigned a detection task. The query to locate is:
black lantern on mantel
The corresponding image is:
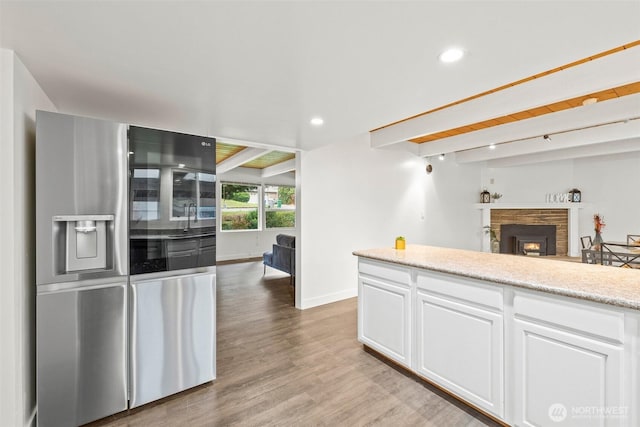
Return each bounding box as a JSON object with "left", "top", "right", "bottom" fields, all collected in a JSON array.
[
  {"left": 569, "top": 188, "right": 582, "bottom": 203},
  {"left": 481, "top": 189, "right": 491, "bottom": 203}
]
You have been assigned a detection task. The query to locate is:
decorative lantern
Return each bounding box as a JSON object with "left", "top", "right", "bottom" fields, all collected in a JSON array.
[
  {"left": 481, "top": 189, "right": 491, "bottom": 203},
  {"left": 569, "top": 188, "right": 582, "bottom": 203}
]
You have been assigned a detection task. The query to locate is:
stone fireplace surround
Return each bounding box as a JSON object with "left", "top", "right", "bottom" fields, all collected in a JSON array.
[{"left": 476, "top": 203, "right": 588, "bottom": 257}]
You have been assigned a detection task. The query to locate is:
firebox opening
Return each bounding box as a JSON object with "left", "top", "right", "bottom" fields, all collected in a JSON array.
[
  {"left": 500, "top": 224, "right": 557, "bottom": 256},
  {"left": 516, "top": 236, "right": 548, "bottom": 256}
]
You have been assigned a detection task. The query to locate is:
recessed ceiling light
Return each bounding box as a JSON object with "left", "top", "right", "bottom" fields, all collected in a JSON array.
[
  {"left": 488, "top": 144, "right": 496, "bottom": 150},
  {"left": 439, "top": 47, "right": 464, "bottom": 63},
  {"left": 310, "top": 117, "right": 324, "bottom": 126},
  {"left": 582, "top": 97, "right": 598, "bottom": 106}
]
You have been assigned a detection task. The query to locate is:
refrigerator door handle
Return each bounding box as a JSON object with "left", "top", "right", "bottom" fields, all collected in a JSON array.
[{"left": 53, "top": 214, "right": 115, "bottom": 222}]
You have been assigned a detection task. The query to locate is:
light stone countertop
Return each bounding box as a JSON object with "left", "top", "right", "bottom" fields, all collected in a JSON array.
[{"left": 353, "top": 244, "right": 640, "bottom": 311}]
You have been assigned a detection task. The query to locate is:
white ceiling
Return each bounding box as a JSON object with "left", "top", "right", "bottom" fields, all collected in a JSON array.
[{"left": 1, "top": 1, "right": 639, "bottom": 155}]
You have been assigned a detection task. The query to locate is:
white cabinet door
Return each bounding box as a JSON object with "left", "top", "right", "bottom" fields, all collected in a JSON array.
[
  {"left": 513, "top": 319, "right": 624, "bottom": 427},
  {"left": 415, "top": 290, "right": 504, "bottom": 418},
  {"left": 358, "top": 275, "right": 412, "bottom": 368}
]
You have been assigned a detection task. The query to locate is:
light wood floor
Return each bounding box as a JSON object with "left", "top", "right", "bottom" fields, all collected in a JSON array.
[{"left": 92, "top": 261, "right": 499, "bottom": 427}]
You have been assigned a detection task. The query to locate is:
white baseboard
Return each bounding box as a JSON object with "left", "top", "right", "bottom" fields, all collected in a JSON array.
[{"left": 301, "top": 288, "right": 357, "bottom": 309}]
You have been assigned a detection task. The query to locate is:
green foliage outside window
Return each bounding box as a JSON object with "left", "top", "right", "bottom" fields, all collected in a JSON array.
[
  {"left": 265, "top": 210, "right": 295, "bottom": 228},
  {"left": 277, "top": 186, "right": 295, "bottom": 205},
  {"left": 222, "top": 209, "right": 258, "bottom": 230},
  {"left": 222, "top": 184, "right": 253, "bottom": 201},
  {"left": 231, "top": 192, "right": 250, "bottom": 203},
  {"left": 221, "top": 183, "right": 259, "bottom": 230},
  {"left": 220, "top": 182, "right": 295, "bottom": 231}
]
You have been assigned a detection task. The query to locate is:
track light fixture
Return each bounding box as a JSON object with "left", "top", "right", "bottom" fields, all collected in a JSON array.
[
  {"left": 543, "top": 134, "right": 551, "bottom": 142},
  {"left": 438, "top": 153, "right": 445, "bottom": 161}
]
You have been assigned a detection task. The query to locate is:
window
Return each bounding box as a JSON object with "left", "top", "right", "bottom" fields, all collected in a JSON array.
[
  {"left": 264, "top": 185, "right": 295, "bottom": 228},
  {"left": 131, "top": 168, "right": 160, "bottom": 221},
  {"left": 221, "top": 183, "right": 260, "bottom": 231},
  {"left": 172, "top": 170, "right": 216, "bottom": 220},
  {"left": 198, "top": 173, "right": 216, "bottom": 219}
]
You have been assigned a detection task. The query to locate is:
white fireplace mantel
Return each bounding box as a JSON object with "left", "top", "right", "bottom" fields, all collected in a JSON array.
[{"left": 475, "top": 202, "right": 591, "bottom": 257}]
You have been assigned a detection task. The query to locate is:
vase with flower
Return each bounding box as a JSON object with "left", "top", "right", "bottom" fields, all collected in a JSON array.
[
  {"left": 593, "top": 214, "right": 605, "bottom": 250},
  {"left": 484, "top": 226, "right": 500, "bottom": 253}
]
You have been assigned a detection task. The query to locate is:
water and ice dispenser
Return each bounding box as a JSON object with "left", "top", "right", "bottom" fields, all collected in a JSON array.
[{"left": 53, "top": 215, "right": 114, "bottom": 274}]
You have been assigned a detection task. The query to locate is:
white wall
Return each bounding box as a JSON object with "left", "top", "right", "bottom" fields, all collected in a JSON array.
[
  {"left": 0, "top": 50, "right": 56, "bottom": 427},
  {"left": 424, "top": 156, "right": 484, "bottom": 249},
  {"left": 216, "top": 167, "right": 296, "bottom": 261},
  {"left": 478, "top": 155, "right": 640, "bottom": 244},
  {"left": 574, "top": 152, "right": 640, "bottom": 242},
  {"left": 298, "top": 134, "right": 481, "bottom": 309},
  {"left": 481, "top": 160, "right": 574, "bottom": 203}
]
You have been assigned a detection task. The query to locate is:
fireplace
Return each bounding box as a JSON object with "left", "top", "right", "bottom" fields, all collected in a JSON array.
[
  {"left": 500, "top": 224, "right": 557, "bottom": 256},
  {"left": 479, "top": 206, "right": 576, "bottom": 256}
]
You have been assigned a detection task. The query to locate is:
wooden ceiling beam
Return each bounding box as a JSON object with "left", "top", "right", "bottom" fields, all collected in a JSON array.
[
  {"left": 455, "top": 119, "right": 640, "bottom": 164},
  {"left": 409, "top": 81, "right": 640, "bottom": 144},
  {"left": 371, "top": 40, "right": 640, "bottom": 133},
  {"left": 216, "top": 147, "right": 272, "bottom": 174},
  {"left": 370, "top": 42, "right": 640, "bottom": 149},
  {"left": 418, "top": 94, "right": 640, "bottom": 158},
  {"left": 486, "top": 136, "right": 640, "bottom": 168},
  {"left": 261, "top": 158, "right": 296, "bottom": 178}
]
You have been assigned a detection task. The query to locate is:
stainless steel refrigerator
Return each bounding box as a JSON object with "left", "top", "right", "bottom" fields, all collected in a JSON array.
[{"left": 36, "top": 111, "right": 216, "bottom": 426}]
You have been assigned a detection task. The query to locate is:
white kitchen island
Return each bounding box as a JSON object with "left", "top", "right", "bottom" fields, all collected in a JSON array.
[{"left": 353, "top": 245, "right": 640, "bottom": 427}]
